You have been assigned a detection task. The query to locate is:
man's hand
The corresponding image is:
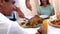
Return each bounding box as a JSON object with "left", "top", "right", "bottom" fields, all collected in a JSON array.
[
  {"left": 36, "top": 26, "right": 47, "bottom": 34},
  {"left": 13, "top": 6, "right": 25, "bottom": 18}
]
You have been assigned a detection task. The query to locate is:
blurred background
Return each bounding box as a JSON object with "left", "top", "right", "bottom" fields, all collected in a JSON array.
[{"left": 15, "top": 0, "right": 60, "bottom": 16}]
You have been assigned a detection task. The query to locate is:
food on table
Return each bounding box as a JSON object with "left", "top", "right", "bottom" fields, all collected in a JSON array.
[
  {"left": 18, "top": 19, "right": 28, "bottom": 26},
  {"left": 56, "top": 14, "right": 60, "bottom": 19},
  {"left": 26, "top": 15, "right": 43, "bottom": 27},
  {"left": 18, "top": 22, "right": 25, "bottom": 26},
  {"left": 51, "top": 19, "right": 60, "bottom": 26}
]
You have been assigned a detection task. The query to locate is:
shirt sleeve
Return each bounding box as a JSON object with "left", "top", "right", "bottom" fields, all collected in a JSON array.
[{"left": 9, "top": 22, "right": 27, "bottom": 34}]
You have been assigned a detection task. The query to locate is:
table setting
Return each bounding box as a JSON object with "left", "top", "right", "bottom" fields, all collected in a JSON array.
[
  {"left": 16, "top": 14, "right": 60, "bottom": 34},
  {"left": 0, "top": 13, "right": 60, "bottom": 34}
]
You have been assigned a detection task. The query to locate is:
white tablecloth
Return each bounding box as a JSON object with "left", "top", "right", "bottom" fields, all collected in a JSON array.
[
  {"left": 22, "top": 15, "right": 60, "bottom": 34},
  {"left": 23, "top": 23, "right": 60, "bottom": 34},
  {"left": 48, "top": 25, "right": 60, "bottom": 34},
  {"left": 0, "top": 13, "right": 60, "bottom": 34},
  {"left": 24, "top": 27, "right": 40, "bottom": 34}
]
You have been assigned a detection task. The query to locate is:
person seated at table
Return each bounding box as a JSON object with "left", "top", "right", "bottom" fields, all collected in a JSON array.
[
  {"left": 25, "top": 0, "right": 32, "bottom": 11},
  {"left": 0, "top": 0, "right": 25, "bottom": 21},
  {"left": 0, "top": 13, "right": 27, "bottom": 34},
  {"left": 37, "top": 0, "right": 55, "bottom": 16}
]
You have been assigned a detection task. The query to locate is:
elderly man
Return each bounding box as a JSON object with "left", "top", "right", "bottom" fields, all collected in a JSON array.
[
  {"left": 0, "top": 0, "right": 47, "bottom": 34},
  {"left": 0, "top": 0, "right": 25, "bottom": 21},
  {"left": 0, "top": 0, "right": 27, "bottom": 34}
]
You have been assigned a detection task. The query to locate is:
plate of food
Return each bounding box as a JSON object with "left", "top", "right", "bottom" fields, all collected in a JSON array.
[
  {"left": 21, "top": 15, "right": 43, "bottom": 28},
  {"left": 40, "top": 15, "right": 49, "bottom": 19},
  {"left": 49, "top": 19, "right": 60, "bottom": 28}
]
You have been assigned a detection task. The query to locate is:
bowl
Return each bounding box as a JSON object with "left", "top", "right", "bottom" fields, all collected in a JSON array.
[{"left": 40, "top": 15, "right": 49, "bottom": 19}]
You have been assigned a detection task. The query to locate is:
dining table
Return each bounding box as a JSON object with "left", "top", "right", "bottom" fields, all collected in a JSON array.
[
  {"left": 18, "top": 15, "right": 60, "bottom": 34},
  {"left": 16, "top": 15, "right": 60, "bottom": 34},
  {"left": 0, "top": 13, "right": 60, "bottom": 34}
]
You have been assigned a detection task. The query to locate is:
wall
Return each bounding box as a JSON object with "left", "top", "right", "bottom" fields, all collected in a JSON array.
[
  {"left": 18, "top": 0, "right": 37, "bottom": 16},
  {"left": 17, "top": 0, "right": 60, "bottom": 16},
  {"left": 49, "top": 0, "right": 60, "bottom": 14}
]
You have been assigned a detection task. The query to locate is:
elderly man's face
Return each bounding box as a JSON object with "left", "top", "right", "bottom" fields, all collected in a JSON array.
[{"left": 1, "top": 0, "right": 15, "bottom": 14}]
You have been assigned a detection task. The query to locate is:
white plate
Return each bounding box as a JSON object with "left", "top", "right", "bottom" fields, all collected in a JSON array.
[
  {"left": 40, "top": 15, "right": 49, "bottom": 19},
  {"left": 22, "top": 23, "right": 42, "bottom": 28},
  {"left": 25, "top": 16, "right": 34, "bottom": 19},
  {"left": 48, "top": 20, "right": 60, "bottom": 28}
]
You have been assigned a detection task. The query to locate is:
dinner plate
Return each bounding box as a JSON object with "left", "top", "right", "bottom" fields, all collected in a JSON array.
[
  {"left": 49, "top": 21, "right": 60, "bottom": 28},
  {"left": 22, "top": 23, "right": 42, "bottom": 28},
  {"left": 40, "top": 15, "right": 49, "bottom": 19},
  {"left": 18, "top": 21, "right": 42, "bottom": 28},
  {"left": 18, "top": 15, "right": 43, "bottom": 28},
  {"left": 18, "top": 20, "right": 42, "bottom": 28}
]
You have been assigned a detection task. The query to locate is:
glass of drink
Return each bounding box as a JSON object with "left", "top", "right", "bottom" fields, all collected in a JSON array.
[
  {"left": 56, "top": 13, "right": 60, "bottom": 19},
  {"left": 43, "top": 20, "right": 48, "bottom": 30}
]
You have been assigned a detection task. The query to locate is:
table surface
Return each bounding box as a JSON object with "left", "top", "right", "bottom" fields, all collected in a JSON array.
[
  {"left": 21, "top": 23, "right": 60, "bottom": 34},
  {"left": 11, "top": 15, "right": 60, "bottom": 34},
  {"left": 0, "top": 13, "right": 60, "bottom": 34},
  {"left": 19, "top": 15, "right": 60, "bottom": 34}
]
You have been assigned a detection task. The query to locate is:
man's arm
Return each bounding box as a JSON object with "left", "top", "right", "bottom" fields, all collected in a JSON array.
[{"left": 14, "top": 6, "right": 25, "bottom": 18}]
